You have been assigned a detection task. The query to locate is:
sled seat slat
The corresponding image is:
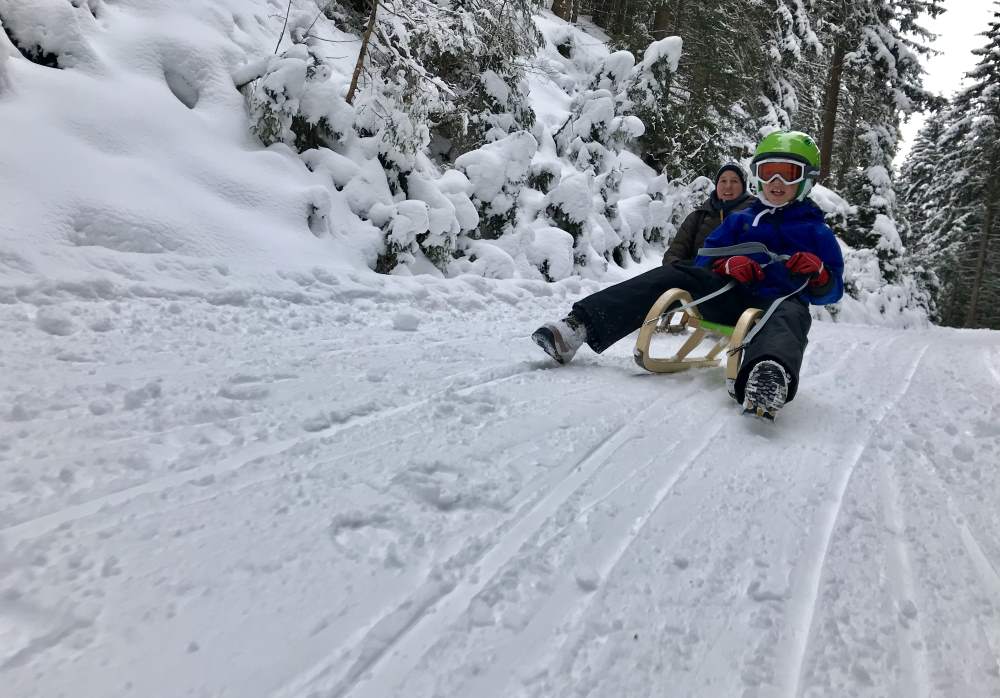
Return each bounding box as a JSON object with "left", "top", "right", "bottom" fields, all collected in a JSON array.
[{"left": 699, "top": 320, "right": 735, "bottom": 336}]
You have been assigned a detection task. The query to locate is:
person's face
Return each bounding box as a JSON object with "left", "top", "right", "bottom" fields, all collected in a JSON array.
[
  {"left": 762, "top": 177, "right": 798, "bottom": 206},
  {"left": 716, "top": 171, "right": 743, "bottom": 201}
]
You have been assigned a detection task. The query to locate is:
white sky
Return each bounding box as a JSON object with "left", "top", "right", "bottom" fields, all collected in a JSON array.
[{"left": 896, "top": 0, "right": 998, "bottom": 163}]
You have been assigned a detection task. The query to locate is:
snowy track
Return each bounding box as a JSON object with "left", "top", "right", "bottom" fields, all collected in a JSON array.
[{"left": 3, "top": 285, "right": 1000, "bottom": 698}]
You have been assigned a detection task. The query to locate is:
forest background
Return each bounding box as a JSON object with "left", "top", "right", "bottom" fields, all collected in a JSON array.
[{"left": 2, "top": 0, "right": 998, "bottom": 328}]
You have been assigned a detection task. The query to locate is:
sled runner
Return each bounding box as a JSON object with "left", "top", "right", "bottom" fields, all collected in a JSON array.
[{"left": 633, "top": 288, "right": 762, "bottom": 395}]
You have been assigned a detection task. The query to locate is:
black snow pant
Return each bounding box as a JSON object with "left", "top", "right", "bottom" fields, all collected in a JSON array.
[{"left": 571, "top": 263, "right": 812, "bottom": 403}]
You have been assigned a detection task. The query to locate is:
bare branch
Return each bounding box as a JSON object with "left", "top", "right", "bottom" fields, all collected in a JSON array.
[
  {"left": 273, "top": 0, "right": 294, "bottom": 54},
  {"left": 347, "top": 0, "right": 379, "bottom": 105}
]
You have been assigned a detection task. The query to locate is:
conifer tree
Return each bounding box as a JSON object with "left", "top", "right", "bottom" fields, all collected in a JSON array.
[
  {"left": 950, "top": 2, "right": 1000, "bottom": 327},
  {"left": 903, "top": 2, "right": 1000, "bottom": 327}
]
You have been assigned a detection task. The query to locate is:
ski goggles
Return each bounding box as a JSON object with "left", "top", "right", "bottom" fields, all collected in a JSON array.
[{"left": 752, "top": 158, "right": 809, "bottom": 185}]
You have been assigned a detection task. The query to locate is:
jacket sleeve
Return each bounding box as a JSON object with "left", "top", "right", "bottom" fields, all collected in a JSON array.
[
  {"left": 693, "top": 213, "right": 740, "bottom": 267},
  {"left": 805, "top": 226, "right": 845, "bottom": 305},
  {"left": 662, "top": 211, "right": 701, "bottom": 265}
]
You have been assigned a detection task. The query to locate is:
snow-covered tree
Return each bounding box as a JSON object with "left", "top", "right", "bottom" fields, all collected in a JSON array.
[
  {"left": 784, "top": 0, "right": 941, "bottom": 321},
  {"left": 898, "top": 109, "right": 947, "bottom": 249},
  {"left": 622, "top": 36, "right": 681, "bottom": 174},
  {"left": 455, "top": 131, "right": 538, "bottom": 240},
  {"left": 542, "top": 49, "right": 648, "bottom": 270},
  {"left": 240, "top": 41, "right": 354, "bottom": 154},
  {"left": 412, "top": 0, "right": 540, "bottom": 160},
  {"left": 904, "top": 2, "right": 1000, "bottom": 328}
]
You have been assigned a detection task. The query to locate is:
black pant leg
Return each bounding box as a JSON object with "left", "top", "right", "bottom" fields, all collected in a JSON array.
[
  {"left": 571, "top": 263, "right": 747, "bottom": 353},
  {"left": 735, "top": 299, "right": 811, "bottom": 403}
]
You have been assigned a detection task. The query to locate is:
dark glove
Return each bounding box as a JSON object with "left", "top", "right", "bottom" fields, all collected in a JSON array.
[
  {"left": 712, "top": 256, "right": 764, "bottom": 284},
  {"left": 785, "top": 251, "right": 830, "bottom": 287}
]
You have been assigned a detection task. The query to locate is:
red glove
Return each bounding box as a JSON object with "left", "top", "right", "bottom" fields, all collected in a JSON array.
[
  {"left": 712, "top": 255, "right": 764, "bottom": 284},
  {"left": 785, "top": 252, "right": 830, "bottom": 287}
]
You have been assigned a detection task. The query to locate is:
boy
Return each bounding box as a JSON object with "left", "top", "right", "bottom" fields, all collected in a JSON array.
[{"left": 531, "top": 131, "right": 844, "bottom": 419}]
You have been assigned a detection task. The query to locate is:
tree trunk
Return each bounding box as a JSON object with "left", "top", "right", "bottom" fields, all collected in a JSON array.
[
  {"left": 833, "top": 90, "right": 861, "bottom": 189},
  {"left": 965, "top": 172, "right": 997, "bottom": 327},
  {"left": 652, "top": 1, "right": 672, "bottom": 39},
  {"left": 818, "top": 39, "right": 846, "bottom": 182},
  {"left": 346, "top": 0, "right": 378, "bottom": 105},
  {"left": 591, "top": 0, "right": 610, "bottom": 27},
  {"left": 552, "top": 0, "right": 573, "bottom": 21}
]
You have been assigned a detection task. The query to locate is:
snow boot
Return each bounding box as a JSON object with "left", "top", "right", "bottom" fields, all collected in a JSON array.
[
  {"left": 531, "top": 314, "right": 588, "bottom": 365},
  {"left": 742, "top": 359, "right": 789, "bottom": 421}
]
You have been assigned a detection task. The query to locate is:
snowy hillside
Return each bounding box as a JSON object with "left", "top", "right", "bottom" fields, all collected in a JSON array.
[
  {"left": 3, "top": 0, "right": 1000, "bottom": 696},
  {"left": 0, "top": 0, "right": 675, "bottom": 296},
  {"left": 0, "top": 0, "right": 379, "bottom": 297}
]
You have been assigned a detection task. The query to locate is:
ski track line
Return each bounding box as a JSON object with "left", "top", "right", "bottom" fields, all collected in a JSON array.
[
  {"left": 879, "top": 450, "right": 931, "bottom": 698},
  {"left": 1, "top": 372, "right": 304, "bottom": 431},
  {"left": 918, "top": 449, "right": 1000, "bottom": 667},
  {"left": 11, "top": 325, "right": 528, "bottom": 446},
  {"left": 983, "top": 346, "right": 1000, "bottom": 387},
  {"left": 104, "top": 427, "right": 429, "bottom": 535},
  {"left": 0, "top": 361, "right": 543, "bottom": 546},
  {"left": 16, "top": 346, "right": 535, "bottom": 463},
  {"left": 522, "top": 336, "right": 877, "bottom": 617},
  {"left": 275, "top": 335, "right": 877, "bottom": 698},
  {"left": 530, "top": 384, "right": 726, "bottom": 554},
  {"left": 277, "top": 392, "right": 679, "bottom": 698},
  {"left": 36, "top": 329, "right": 510, "bottom": 404},
  {"left": 779, "top": 342, "right": 930, "bottom": 698},
  {"left": 805, "top": 333, "right": 900, "bottom": 384},
  {"left": 321, "top": 331, "right": 526, "bottom": 357},
  {"left": 462, "top": 417, "right": 729, "bottom": 697}
]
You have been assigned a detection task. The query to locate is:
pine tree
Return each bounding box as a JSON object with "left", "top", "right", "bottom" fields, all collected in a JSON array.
[
  {"left": 903, "top": 2, "right": 1000, "bottom": 328},
  {"left": 792, "top": 0, "right": 940, "bottom": 313},
  {"left": 804, "top": 0, "right": 943, "bottom": 185},
  {"left": 615, "top": 0, "right": 817, "bottom": 176},
  {"left": 411, "top": 0, "right": 541, "bottom": 160},
  {"left": 942, "top": 2, "right": 1000, "bottom": 327}
]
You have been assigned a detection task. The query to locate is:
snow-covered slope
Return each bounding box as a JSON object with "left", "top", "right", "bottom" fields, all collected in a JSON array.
[
  {"left": 3, "top": 278, "right": 1000, "bottom": 697},
  {"left": 0, "top": 0, "right": 377, "bottom": 301}
]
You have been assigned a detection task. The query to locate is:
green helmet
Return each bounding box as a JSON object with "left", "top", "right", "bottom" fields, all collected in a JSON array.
[{"left": 750, "top": 131, "right": 821, "bottom": 201}]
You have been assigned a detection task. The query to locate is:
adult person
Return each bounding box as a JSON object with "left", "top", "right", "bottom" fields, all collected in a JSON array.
[
  {"left": 531, "top": 131, "right": 844, "bottom": 420},
  {"left": 662, "top": 163, "right": 754, "bottom": 266}
]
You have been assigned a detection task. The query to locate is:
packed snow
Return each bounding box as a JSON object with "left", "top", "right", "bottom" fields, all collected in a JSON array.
[
  {"left": 3, "top": 276, "right": 1000, "bottom": 698},
  {"left": 2, "top": 0, "right": 1000, "bottom": 697}
]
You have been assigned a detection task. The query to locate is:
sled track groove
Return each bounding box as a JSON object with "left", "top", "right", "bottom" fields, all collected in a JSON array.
[
  {"left": 272, "top": 390, "right": 682, "bottom": 698},
  {"left": 28, "top": 358, "right": 511, "bottom": 470},
  {"left": 0, "top": 361, "right": 543, "bottom": 546},
  {"left": 779, "top": 342, "right": 929, "bottom": 698},
  {"left": 462, "top": 416, "right": 730, "bottom": 697},
  {"left": 22, "top": 331, "right": 516, "bottom": 421},
  {"left": 918, "top": 449, "right": 1000, "bottom": 667},
  {"left": 879, "top": 449, "right": 931, "bottom": 698},
  {"left": 110, "top": 379, "right": 605, "bottom": 532},
  {"left": 984, "top": 347, "right": 1000, "bottom": 387}
]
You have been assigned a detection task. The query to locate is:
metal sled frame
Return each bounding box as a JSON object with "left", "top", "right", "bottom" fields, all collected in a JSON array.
[{"left": 633, "top": 289, "right": 763, "bottom": 385}]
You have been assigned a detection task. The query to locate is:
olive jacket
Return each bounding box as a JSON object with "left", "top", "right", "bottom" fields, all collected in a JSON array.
[{"left": 662, "top": 193, "right": 754, "bottom": 265}]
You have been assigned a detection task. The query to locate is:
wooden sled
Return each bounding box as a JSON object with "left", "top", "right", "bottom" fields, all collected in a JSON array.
[{"left": 633, "top": 288, "right": 762, "bottom": 394}]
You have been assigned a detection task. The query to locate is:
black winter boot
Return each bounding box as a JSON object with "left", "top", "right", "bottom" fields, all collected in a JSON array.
[{"left": 742, "top": 359, "right": 789, "bottom": 421}]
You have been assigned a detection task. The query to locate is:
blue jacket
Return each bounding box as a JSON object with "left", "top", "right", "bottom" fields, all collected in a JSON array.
[{"left": 693, "top": 198, "right": 844, "bottom": 305}]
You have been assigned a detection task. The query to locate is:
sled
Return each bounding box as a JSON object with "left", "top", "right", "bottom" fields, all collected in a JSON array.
[{"left": 633, "top": 288, "right": 762, "bottom": 392}]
